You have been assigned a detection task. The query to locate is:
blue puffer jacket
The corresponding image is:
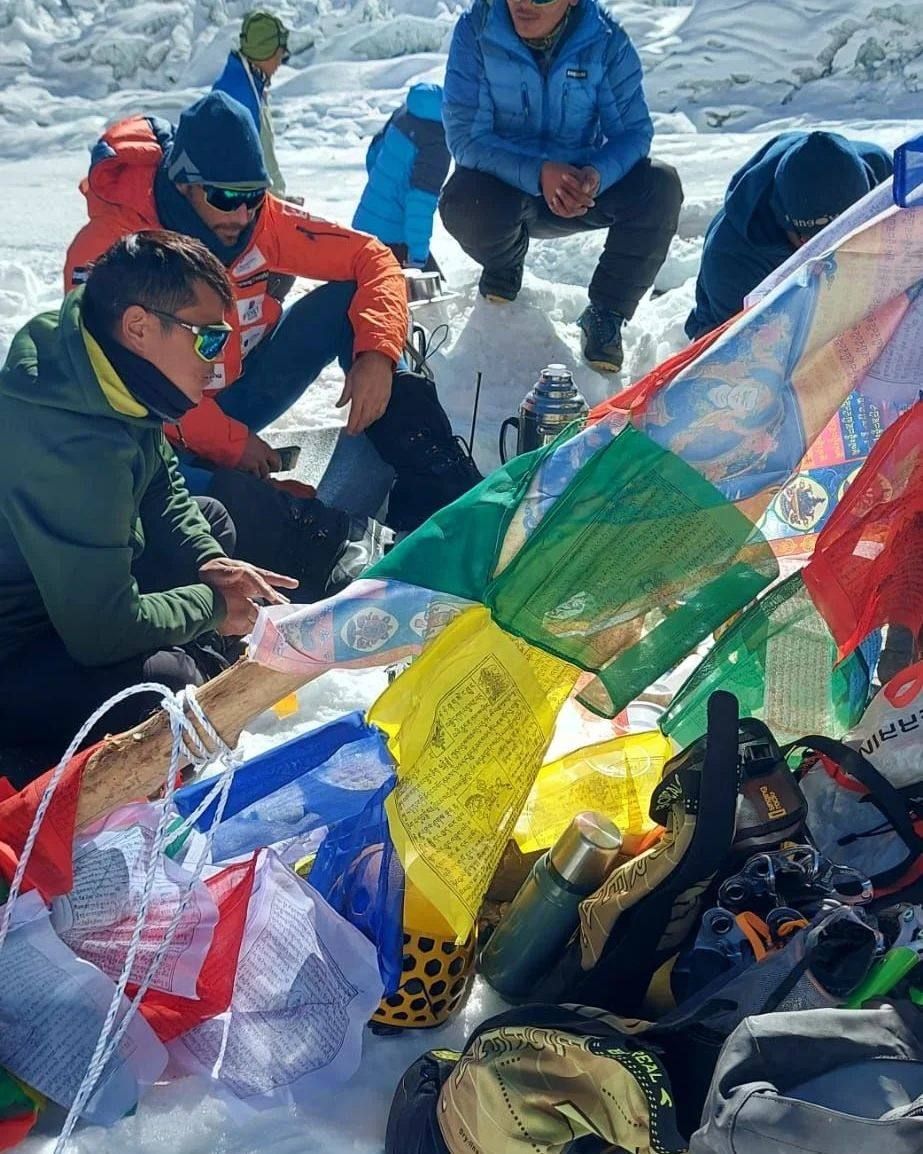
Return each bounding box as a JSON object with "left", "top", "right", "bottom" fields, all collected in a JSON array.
[
  {"left": 686, "top": 131, "right": 893, "bottom": 340},
  {"left": 211, "top": 51, "right": 264, "bottom": 134},
  {"left": 443, "top": 0, "right": 653, "bottom": 197},
  {"left": 352, "top": 83, "right": 450, "bottom": 266}
]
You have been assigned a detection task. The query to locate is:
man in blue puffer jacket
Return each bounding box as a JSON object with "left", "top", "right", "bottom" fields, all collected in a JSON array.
[
  {"left": 439, "top": 0, "right": 683, "bottom": 373},
  {"left": 686, "top": 130, "right": 893, "bottom": 341},
  {"left": 353, "top": 83, "right": 451, "bottom": 271}
]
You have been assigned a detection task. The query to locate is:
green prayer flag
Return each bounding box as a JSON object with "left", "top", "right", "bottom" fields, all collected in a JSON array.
[
  {"left": 660, "top": 571, "right": 874, "bottom": 747},
  {"left": 486, "top": 425, "right": 778, "bottom": 717},
  {"left": 368, "top": 446, "right": 544, "bottom": 599}
]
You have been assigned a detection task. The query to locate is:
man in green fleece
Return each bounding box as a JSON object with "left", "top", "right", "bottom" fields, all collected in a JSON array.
[{"left": 0, "top": 230, "right": 297, "bottom": 765}]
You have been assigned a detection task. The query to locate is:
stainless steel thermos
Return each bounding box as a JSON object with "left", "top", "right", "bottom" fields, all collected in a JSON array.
[
  {"left": 499, "top": 363, "right": 589, "bottom": 462},
  {"left": 479, "top": 812, "right": 623, "bottom": 1000}
]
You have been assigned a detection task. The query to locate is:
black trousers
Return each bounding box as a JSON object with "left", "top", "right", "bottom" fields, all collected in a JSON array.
[
  {"left": 439, "top": 159, "right": 683, "bottom": 318},
  {"left": 0, "top": 497, "right": 236, "bottom": 776}
]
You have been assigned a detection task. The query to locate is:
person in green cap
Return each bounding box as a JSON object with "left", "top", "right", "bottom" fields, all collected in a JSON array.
[{"left": 213, "top": 10, "right": 290, "bottom": 196}]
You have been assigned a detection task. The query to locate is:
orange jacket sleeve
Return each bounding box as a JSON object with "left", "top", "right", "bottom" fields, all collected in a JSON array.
[
  {"left": 266, "top": 200, "right": 408, "bottom": 365},
  {"left": 165, "top": 396, "right": 250, "bottom": 470}
]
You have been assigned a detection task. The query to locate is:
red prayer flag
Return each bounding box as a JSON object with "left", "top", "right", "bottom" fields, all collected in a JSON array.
[
  {"left": 0, "top": 1111, "right": 38, "bottom": 1150},
  {"left": 135, "top": 855, "right": 257, "bottom": 1042},
  {"left": 803, "top": 401, "right": 923, "bottom": 660},
  {"left": 0, "top": 743, "right": 99, "bottom": 901}
]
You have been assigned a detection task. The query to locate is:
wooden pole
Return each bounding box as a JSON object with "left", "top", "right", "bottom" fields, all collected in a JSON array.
[{"left": 75, "top": 659, "right": 310, "bottom": 828}]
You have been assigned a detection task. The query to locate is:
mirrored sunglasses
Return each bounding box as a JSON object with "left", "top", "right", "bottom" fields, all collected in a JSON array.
[
  {"left": 202, "top": 185, "right": 266, "bottom": 214},
  {"left": 146, "top": 307, "right": 233, "bottom": 361}
]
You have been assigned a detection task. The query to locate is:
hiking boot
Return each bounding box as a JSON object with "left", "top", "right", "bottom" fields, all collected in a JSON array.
[
  {"left": 478, "top": 269, "right": 520, "bottom": 305},
  {"left": 578, "top": 304, "right": 626, "bottom": 373},
  {"left": 328, "top": 514, "right": 394, "bottom": 593},
  {"left": 385, "top": 433, "right": 482, "bottom": 531},
  {"left": 365, "top": 371, "right": 483, "bottom": 532}
]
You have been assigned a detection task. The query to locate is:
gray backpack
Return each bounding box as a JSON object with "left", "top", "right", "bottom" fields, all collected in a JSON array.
[{"left": 691, "top": 1002, "right": 923, "bottom": 1154}]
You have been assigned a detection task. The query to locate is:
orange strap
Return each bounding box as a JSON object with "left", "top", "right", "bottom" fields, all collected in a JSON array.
[{"left": 736, "top": 911, "right": 772, "bottom": 961}]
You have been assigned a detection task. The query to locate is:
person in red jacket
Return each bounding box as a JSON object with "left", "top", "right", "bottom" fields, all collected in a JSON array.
[{"left": 65, "top": 91, "right": 480, "bottom": 530}]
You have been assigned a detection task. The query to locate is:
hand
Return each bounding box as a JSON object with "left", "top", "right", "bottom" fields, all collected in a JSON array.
[
  {"left": 238, "top": 433, "right": 281, "bottom": 479},
  {"left": 540, "top": 161, "right": 595, "bottom": 218},
  {"left": 336, "top": 351, "right": 393, "bottom": 435},
  {"left": 403, "top": 257, "right": 427, "bottom": 270},
  {"left": 578, "top": 166, "right": 601, "bottom": 198},
  {"left": 199, "top": 557, "right": 298, "bottom": 637}
]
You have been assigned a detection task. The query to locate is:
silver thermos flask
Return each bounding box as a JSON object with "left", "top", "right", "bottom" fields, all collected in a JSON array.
[
  {"left": 479, "top": 812, "right": 623, "bottom": 1000},
  {"left": 499, "top": 363, "right": 589, "bottom": 463}
]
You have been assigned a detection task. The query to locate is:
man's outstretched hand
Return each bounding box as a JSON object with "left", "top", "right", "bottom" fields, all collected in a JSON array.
[
  {"left": 199, "top": 556, "right": 298, "bottom": 637},
  {"left": 541, "top": 162, "right": 599, "bottom": 218},
  {"left": 337, "top": 350, "right": 394, "bottom": 435}
]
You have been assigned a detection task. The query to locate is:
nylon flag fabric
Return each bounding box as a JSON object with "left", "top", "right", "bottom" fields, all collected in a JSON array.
[
  {"left": 368, "top": 605, "right": 578, "bottom": 939},
  {"left": 660, "top": 571, "right": 876, "bottom": 749},
  {"left": 0, "top": 742, "right": 98, "bottom": 901},
  {"left": 803, "top": 401, "right": 923, "bottom": 661},
  {"left": 743, "top": 184, "right": 922, "bottom": 553},
  {"left": 0, "top": 893, "right": 167, "bottom": 1126},
  {"left": 50, "top": 802, "right": 220, "bottom": 999},
  {"left": 514, "top": 730, "right": 671, "bottom": 854},
  {"left": 587, "top": 317, "right": 738, "bottom": 426},
  {"left": 634, "top": 200, "right": 923, "bottom": 515},
  {"left": 487, "top": 423, "right": 777, "bottom": 717},
  {"left": 136, "top": 856, "right": 256, "bottom": 1042},
  {"left": 367, "top": 454, "right": 543, "bottom": 599},
  {"left": 169, "top": 851, "right": 383, "bottom": 1106},
  {"left": 173, "top": 711, "right": 395, "bottom": 861},
  {"left": 494, "top": 410, "right": 626, "bottom": 576},
  {"left": 250, "top": 578, "right": 477, "bottom": 676},
  {"left": 307, "top": 778, "right": 405, "bottom": 996}
]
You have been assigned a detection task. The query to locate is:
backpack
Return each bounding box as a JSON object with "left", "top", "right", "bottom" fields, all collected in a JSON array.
[
  {"left": 796, "top": 662, "right": 923, "bottom": 900},
  {"left": 690, "top": 1002, "right": 923, "bottom": 1154}
]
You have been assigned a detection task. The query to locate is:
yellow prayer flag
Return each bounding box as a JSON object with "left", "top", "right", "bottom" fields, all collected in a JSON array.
[
  {"left": 514, "top": 730, "right": 673, "bottom": 854},
  {"left": 370, "top": 606, "right": 577, "bottom": 938}
]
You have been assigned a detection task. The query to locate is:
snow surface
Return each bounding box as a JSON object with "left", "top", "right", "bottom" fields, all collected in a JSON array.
[{"left": 2, "top": 0, "right": 923, "bottom": 1149}]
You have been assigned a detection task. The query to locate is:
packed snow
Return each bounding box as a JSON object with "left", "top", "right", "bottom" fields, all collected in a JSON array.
[{"left": 2, "top": 0, "right": 922, "bottom": 1150}]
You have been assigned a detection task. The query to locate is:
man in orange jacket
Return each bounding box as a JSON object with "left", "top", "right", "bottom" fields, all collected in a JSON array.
[{"left": 65, "top": 91, "right": 479, "bottom": 529}]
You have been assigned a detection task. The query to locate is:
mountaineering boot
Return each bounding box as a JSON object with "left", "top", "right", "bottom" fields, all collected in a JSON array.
[
  {"left": 578, "top": 304, "right": 626, "bottom": 373},
  {"left": 532, "top": 690, "right": 742, "bottom": 1014},
  {"left": 206, "top": 469, "right": 390, "bottom": 603},
  {"left": 327, "top": 514, "right": 395, "bottom": 593},
  {"left": 365, "top": 371, "right": 483, "bottom": 532}
]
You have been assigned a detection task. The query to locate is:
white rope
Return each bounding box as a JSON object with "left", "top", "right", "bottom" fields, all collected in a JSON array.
[
  {"left": 0, "top": 680, "right": 240, "bottom": 1151},
  {"left": 0, "top": 681, "right": 176, "bottom": 954}
]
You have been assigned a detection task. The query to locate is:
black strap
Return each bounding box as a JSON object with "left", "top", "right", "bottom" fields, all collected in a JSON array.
[{"left": 790, "top": 735, "right": 923, "bottom": 859}]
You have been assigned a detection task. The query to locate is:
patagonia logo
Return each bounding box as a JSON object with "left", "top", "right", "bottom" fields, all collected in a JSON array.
[{"left": 566, "top": 68, "right": 588, "bottom": 79}]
